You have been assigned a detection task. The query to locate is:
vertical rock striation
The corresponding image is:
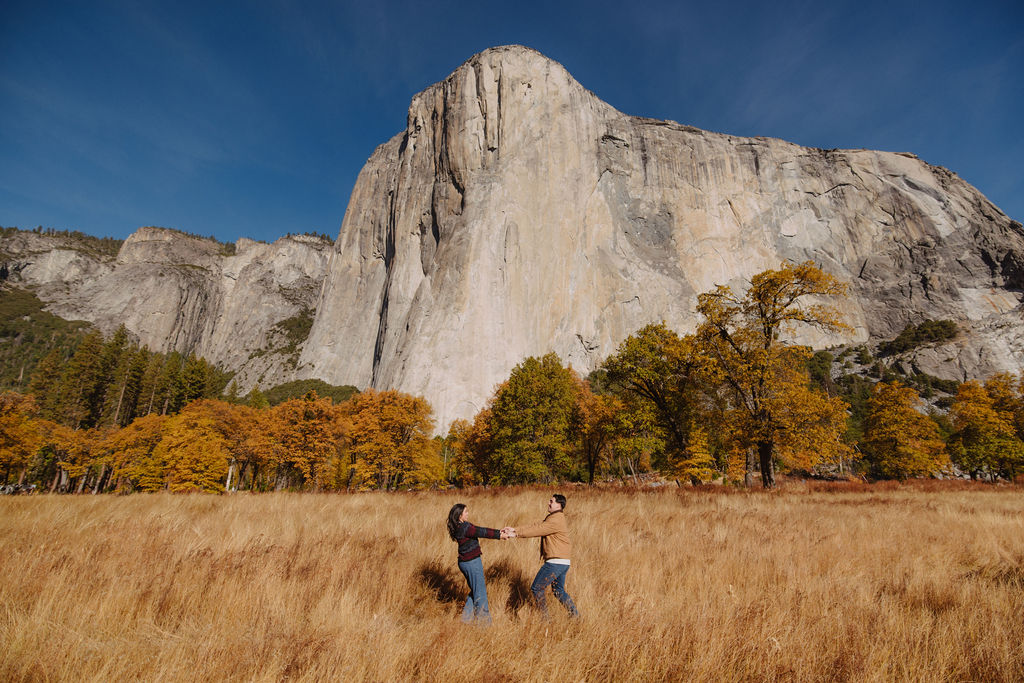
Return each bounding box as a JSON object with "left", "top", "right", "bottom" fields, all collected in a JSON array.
[{"left": 300, "top": 45, "right": 1024, "bottom": 427}]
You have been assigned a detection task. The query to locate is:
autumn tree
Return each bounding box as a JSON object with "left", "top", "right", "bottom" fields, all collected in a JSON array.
[
  {"left": 572, "top": 376, "right": 622, "bottom": 484},
  {"left": 346, "top": 389, "right": 439, "bottom": 490},
  {"left": 57, "top": 427, "right": 104, "bottom": 494},
  {"left": 103, "top": 413, "right": 168, "bottom": 491},
  {"left": 151, "top": 402, "right": 231, "bottom": 492},
  {"left": 671, "top": 425, "right": 716, "bottom": 485},
  {"left": 601, "top": 323, "right": 702, "bottom": 458},
  {"left": 695, "top": 261, "right": 850, "bottom": 487},
  {"left": 267, "top": 393, "right": 346, "bottom": 490},
  {"left": 862, "top": 381, "right": 948, "bottom": 479},
  {"left": 487, "top": 353, "right": 579, "bottom": 484},
  {"left": 983, "top": 373, "right": 1024, "bottom": 446},
  {"left": 445, "top": 408, "right": 497, "bottom": 486},
  {"left": 0, "top": 392, "right": 42, "bottom": 484},
  {"left": 947, "top": 380, "right": 1024, "bottom": 480}
]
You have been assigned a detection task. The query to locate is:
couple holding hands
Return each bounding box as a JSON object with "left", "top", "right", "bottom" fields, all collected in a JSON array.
[{"left": 446, "top": 494, "right": 579, "bottom": 624}]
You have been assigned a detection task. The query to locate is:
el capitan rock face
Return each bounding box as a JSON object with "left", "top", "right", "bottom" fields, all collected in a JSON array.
[
  {"left": 297, "top": 45, "right": 1024, "bottom": 425},
  {"left": 4, "top": 46, "right": 1023, "bottom": 428}
]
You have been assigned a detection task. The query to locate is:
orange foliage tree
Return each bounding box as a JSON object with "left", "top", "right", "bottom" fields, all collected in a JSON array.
[
  {"left": 152, "top": 402, "right": 231, "bottom": 492},
  {"left": 572, "top": 376, "right": 623, "bottom": 484},
  {"left": 0, "top": 392, "right": 42, "bottom": 485},
  {"left": 103, "top": 413, "right": 169, "bottom": 492},
  {"left": 266, "top": 393, "right": 347, "bottom": 490}
]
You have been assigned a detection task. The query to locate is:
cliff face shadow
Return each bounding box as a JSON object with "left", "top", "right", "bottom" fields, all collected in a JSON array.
[
  {"left": 487, "top": 558, "right": 533, "bottom": 616},
  {"left": 417, "top": 559, "right": 464, "bottom": 603}
]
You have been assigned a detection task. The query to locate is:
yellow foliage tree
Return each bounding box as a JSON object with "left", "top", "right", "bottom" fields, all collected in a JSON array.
[
  {"left": 766, "top": 358, "right": 853, "bottom": 474},
  {"left": 862, "top": 382, "right": 948, "bottom": 479},
  {"left": 671, "top": 425, "right": 716, "bottom": 484},
  {"left": 0, "top": 392, "right": 42, "bottom": 485},
  {"left": 346, "top": 389, "right": 439, "bottom": 490},
  {"left": 983, "top": 373, "right": 1024, "bottom": 444},
  {"left": 58, "top": 428, "right": 104, "bottom": 494},
  {"left": 696, "top": 261, "right": 850, "bottom": 487},
  {"left": 948, "top": 380, "right": 1024, "bottom": 480}
]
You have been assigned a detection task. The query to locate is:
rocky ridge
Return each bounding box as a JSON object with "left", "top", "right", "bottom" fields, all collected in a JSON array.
[
  {"left": 2, "top": 227, "right": 334, "bottom": 389},
  {"left": 3, "top": 46, "right": 1023, "bottom": 428}
]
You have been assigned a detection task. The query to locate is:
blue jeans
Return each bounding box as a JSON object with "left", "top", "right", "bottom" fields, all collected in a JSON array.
[
  {"left": 531, "top": 562, "right": 578, "bottom": 618},
  {"left": 458, "top": 556, "right": 491, "bottom": 624}
]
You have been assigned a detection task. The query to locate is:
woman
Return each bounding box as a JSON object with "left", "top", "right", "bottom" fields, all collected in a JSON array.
[{"left": 447, "top": 503, "right": 511, "bottom": 624}]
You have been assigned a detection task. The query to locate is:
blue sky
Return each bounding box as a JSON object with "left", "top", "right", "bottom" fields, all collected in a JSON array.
[{"left": 2, "top": 0, "right": 1021, "bottom": 244}]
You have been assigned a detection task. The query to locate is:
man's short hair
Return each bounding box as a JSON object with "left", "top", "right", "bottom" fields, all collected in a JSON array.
[{"left": 553, "top": 493, "right": 566, "bottom": 510}]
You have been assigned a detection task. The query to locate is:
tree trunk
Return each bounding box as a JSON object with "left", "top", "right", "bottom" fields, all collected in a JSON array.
[
  {"left": 758, "top": 440, "right": 776, "bottom": 489},
  {"left": 113, "top": 377, "right": 128, "bottom": 426},
  {"left": 744, "top": 449, "right": 757, "bottom": 487},
  {"left": 92, "top": 465, "right": 107, "bottom": 494}
]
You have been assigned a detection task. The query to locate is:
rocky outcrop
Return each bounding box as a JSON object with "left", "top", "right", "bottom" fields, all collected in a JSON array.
[
  {"left": 4, "top": 46, "right": 1023, "bottom": 428},
  {"left": 3, "top": 227, "right": 334, "bottom": 389},
  {"left": 299, "top": 45, "right": 1024, "bottom": 425}
]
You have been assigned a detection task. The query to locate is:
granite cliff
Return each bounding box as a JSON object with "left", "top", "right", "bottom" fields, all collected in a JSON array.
[{"left": 4, "top": 46, "right": 1023, "bottom": 428}]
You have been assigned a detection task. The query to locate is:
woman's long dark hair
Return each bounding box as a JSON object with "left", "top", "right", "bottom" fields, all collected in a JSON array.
[{"left": 447, "top": 503, "right": 466, "bottom": 540}]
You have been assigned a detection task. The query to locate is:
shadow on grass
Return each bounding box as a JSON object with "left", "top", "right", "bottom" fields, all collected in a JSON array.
[
  {"left": 417, "top": 559, "right": 464, "bottom": 603},
  {"left": 416, "top": 557, "right": 534, "bottom": 617},
  {"left": 487, "top": 557, "right": 533, "bottom": 617}
]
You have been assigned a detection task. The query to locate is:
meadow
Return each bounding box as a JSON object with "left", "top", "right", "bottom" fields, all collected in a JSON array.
[{"left": 1, "top": 483, "right": 1022, "bottom": 681}]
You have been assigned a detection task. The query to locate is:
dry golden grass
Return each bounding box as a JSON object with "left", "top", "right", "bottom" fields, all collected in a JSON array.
[{"left": 1, "top": 484, "right": 1022, "bottom": 681}]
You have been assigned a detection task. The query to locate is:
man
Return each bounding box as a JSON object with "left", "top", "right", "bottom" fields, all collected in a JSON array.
[{"left": 505, "top": 494, "right": 578, "bottom": 618}]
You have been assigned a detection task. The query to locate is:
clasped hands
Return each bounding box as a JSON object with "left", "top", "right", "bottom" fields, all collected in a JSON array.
[{"left": 500, "top": 526, "right": 517, "bottom": 540}]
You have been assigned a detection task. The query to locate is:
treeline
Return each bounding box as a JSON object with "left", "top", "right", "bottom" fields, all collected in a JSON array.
[
  {"left": 443, "top": 340, "right": 1023, "bottom": 489},
  {"left": 27, "top": 325, "right": 231, "bottom": 430},
  {"left": 442, "top": 262, "right": 1022, "bottom": 487},
  {"left": 1, "top": 226, "right": 123, "bottom": 257},
  {"left": 1, "top": 262, "right": 1022, "bottom": 494},
  {"left": 0, "top": 389, "right": 437, "bottom": 493}
]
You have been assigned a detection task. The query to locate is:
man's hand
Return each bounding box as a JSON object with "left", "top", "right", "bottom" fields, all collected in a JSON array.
[{"left": 500, "top": 527, "right": 517, "bottom": 539}]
